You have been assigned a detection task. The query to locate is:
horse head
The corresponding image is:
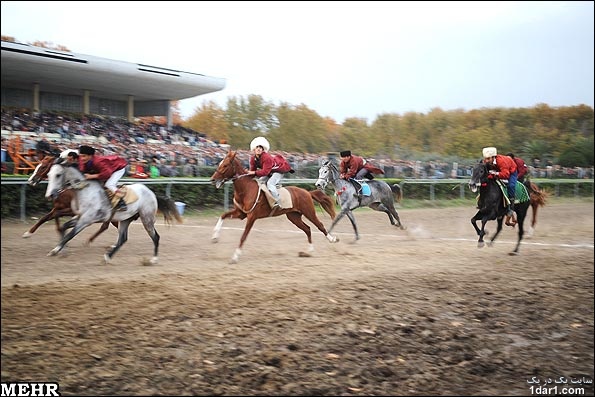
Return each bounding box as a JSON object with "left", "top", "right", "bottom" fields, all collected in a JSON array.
[
  {"left": 468, "top": 161, "right": 490, "bottom": 193},
  {"left": 210, "top": 150, "right": 242, "bottom": 189},
  {"left": 45, "top": 159, "right": 84, "bottom": 200},
  {"left": 28, "top": 156, "right": 55, "bottom": 186},
  {"left": 315, "top": 160, "right": 336, "bottom": 190}
]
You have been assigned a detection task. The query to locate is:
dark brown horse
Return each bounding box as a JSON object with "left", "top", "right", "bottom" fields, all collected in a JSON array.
[
  {"left": 24, "top": 153, "right": 117, "bottom": 243},
  {"left": 210, "top": 150, "right": 339, "bottom": 263}
]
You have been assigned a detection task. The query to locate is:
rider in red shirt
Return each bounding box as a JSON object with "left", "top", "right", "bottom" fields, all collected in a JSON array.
[
  {"left": 339, "top": 150, "right": 384, "bottom": 199},
  {"left": 482, "top": 147, "right": 518, "bottom": 226},
  {"left": 78, "top": 145, "right": 129, "bottom": 211}
]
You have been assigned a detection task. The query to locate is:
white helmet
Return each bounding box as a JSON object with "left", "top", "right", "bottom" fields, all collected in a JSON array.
[
  {"left": 250, "top": 136, "right": 270, "bottom": 152},
  {"left": 482, "top": 147, "right": 497, "bottom": 158}
]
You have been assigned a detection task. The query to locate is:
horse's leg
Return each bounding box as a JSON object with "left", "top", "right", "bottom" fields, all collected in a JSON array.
[
  {"left": 104, "top": 219, "right": 135, "bottom": 264},
  {"left": 471, "top": 214, "right": 486, "bottom": 248},
  {"left": 212, "top": 208, "right": 246, "bottom": 242},
  {"left": 230, "top": 215, "right": 258, "bottom": 264},
  {"left": 327, "top": 208, "right": 349, "bottom": 236},
  {"left": 371, "top": 201, "right": 405, "bottom": 230},
  {"left": 527, "top": 201, "right": 538, "bottom": 237},
  {"left": 511, "top": 204, "right": 527, "bottom": 256},
  {"left": 23, "top": 208, "right": 58, "bottom": 238},
  {"left": 369, "top": 202, "right": 395, "bottom": 224},
  {"left": 48, "top": 219, "right": 90, "bottom": 256},
  {"left": 59, "top": 216, "right": 79, "bottom": 239},
  {"left": 85, "top": 220, "right": 116, "bottom": 246},
  {"left": 300, "top": 199, "right": 338, "bottom": 243},
  {"left": 285, "top": 212, "right": 315, "bottom": 256},
  {"left": 488, "top": 218, "right": 504, "bottom": 247},
  {"left": 141, "top": 215, "right": 160, "bottom": 264}
]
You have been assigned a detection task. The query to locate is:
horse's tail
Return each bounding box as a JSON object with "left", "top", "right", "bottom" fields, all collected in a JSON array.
[
  {"left": 156, "top": 196, "right": 184, "bottom": 225},
  {"left": 309, "top": 189, "right": 336, "bottom": 220},
  {"left": 528, "top": 181, "right": 548, "bottom": 207},
  {"left": 391, "top": 184, "right": 403, "bottom": 203}
]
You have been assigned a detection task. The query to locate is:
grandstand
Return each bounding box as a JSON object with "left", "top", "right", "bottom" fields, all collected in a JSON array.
[{"left": 1, "top": 40, "right": 226, "bottom": 128}]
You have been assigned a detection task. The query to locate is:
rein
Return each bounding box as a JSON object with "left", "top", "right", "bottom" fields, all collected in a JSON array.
[{"left": 226, "top": 158, "right": 262, "bottom": 214}]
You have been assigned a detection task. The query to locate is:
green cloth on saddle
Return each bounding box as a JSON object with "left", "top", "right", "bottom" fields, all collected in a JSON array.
[{"left": 495, "top": 180, "right": 529, "bottom": 204}]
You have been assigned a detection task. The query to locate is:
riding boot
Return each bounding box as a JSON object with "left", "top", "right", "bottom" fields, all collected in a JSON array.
[
  {"left": 352, "top": 181, "right": 363, "bottom": 200},
  {"left": 108, "top": 189, "right": 127, "bottom": 212},
  {"left": 356, "top": 188, "right": 363, "bottom": 200},
  {"left": 115, "top": 198, "right": 127, "bottom": 212}
]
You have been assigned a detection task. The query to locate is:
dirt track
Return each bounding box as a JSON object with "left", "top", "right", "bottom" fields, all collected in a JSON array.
[{"left": 1, "top": 200, "right": 594, "bottom": 396}]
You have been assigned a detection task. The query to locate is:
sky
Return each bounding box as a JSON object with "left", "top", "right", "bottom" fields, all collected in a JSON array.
[{"left": 2, "top": 1, "right": 594, "bottom": 123}]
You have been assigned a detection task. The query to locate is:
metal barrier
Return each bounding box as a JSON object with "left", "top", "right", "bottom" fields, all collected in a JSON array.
[{"left": 2, "top": 177, "right": 593, "bottom": 222}]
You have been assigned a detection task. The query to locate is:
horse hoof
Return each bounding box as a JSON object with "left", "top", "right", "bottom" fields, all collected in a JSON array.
[
  {"left": 477, "top": 242, "right": 485, "bottom": 248},
  {"left": 150, "top": 257, "right": 158, "bottom": 265},
  {"left": 509, "top": 251, "right": 520, "bottom": 256},
  {"left": 298, "top": 252, "right": 312, "bottom": 257},
  {"left": 22, "top": 232, "right": 32, "bottom": 238},
  {"left": 212, "top": 237, "right": 219, "bottom": 243},
  {"left": 104, "top": 254, "right": 111, "bottom": 264},
  {"left": 229, "top": 258, "right": 238, "bottom": 264}
]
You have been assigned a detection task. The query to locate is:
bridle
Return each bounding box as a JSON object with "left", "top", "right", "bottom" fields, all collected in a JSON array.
[
  {"left": 217, "top": 154, "right": 262, "bottom": 214},
  {"left": 318, "top": 162, "right": 339, "bottom": 188}
]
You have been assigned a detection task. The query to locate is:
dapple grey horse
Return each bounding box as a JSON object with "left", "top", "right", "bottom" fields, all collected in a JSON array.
[
  {"left": 315, "top": 160, "right": 406, "bottom": 241},
  {"left": 45, "top": 158, "right": 180, "bottom": 264}
]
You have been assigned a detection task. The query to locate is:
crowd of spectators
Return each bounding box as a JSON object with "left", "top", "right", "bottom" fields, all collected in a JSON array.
[{"left": 1, "top": 108, "right": 593, "bottom": 180}]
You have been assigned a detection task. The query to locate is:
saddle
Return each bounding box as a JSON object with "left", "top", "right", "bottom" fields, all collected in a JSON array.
[
  {"left": 350, "top": 179, "right": 371, "bottom": 197},
  {"left": 257, "top": 182, "right": 293, "bottom": 209},
  {"left": 105, "top": 186, "right": 139, "bottom": 207},
  {"left": 495, "top": 180, "right": 530, "bottom": 206}
]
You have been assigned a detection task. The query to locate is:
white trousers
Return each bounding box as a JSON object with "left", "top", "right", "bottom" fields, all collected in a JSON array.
[
  {"left": 259, "top": 172, "right": 283, "bottom": 200},
  {"left": 104, "top": 168, "right": 126, "bottom": 193}
]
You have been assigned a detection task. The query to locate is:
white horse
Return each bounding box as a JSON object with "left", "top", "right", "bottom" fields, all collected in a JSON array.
[{"left": 45, "top": 158, "right": 181, "bottom": 264}]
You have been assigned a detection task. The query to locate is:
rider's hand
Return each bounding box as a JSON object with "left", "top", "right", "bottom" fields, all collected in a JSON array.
[{"left": 488, "top": 170, "right": 499, "bottom": 176}]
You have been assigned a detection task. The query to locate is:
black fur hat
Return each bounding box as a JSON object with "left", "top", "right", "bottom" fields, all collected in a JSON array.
[{"left": 79, "top": 145, "right": 96, "bottom": 155}]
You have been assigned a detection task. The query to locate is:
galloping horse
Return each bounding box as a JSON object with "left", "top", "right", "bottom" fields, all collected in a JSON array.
[
  {"left": 315, "top": 160, "right": 405, "bottom": 242},
  {"left": 45, "top": 159, "right": 181, "bottom": 264},
  {"left": 468, "top": 161, "right": 530, "bottom": 255},
  {"left": 210, "top": 150, "right": 339, "bottom": 264},
  {"left": 25, "top": 151, "right": 117, "bottom": 243}
]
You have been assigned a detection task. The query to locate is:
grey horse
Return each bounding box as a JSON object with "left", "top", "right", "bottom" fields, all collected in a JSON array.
[
  {"left": 315, "top": 160, "right": 406, "bottom": 241},
  {"left": 44, "top": 158, "right": 180, "bottom": 264}
]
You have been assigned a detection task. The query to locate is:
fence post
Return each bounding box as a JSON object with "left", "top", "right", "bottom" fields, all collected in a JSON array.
[{"left": 20, "top": 183, "right": 26, "bottom": 222}]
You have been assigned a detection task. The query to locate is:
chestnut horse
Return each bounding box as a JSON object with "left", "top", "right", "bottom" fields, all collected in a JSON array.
[
  {"left": 210, "top": 150, "right": 339, "bottom": 263},
  {"left": 24, "top": 152, "right": 117, "bottom": 243}
]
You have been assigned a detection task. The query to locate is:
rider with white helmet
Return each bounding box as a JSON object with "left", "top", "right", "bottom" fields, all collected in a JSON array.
[{"left": 247, "top": 136, "right": 290, "bottom": 209}]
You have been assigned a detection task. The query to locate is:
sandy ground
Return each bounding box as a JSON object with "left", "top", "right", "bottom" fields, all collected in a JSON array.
[{"left": 1, "top": 199, "right": 593, "bottom": 396}]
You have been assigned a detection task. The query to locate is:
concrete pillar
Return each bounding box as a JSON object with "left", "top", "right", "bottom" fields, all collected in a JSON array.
[
  {"left": 33, "top": 83, "right": 40, "bottom": 112},
  {"left": 83, "top": 90, "right": 90, "bottom": 114},
  {"left": 127, "top": 96, "right": 134, "bottom": 122},
  {"left": 166, "top": 101, "right": 172, "bottom": 130}
]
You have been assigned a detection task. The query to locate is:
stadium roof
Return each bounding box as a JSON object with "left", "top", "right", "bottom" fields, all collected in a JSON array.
[{"left": 1, "top": 40, "right": 226, "bottom": 102}]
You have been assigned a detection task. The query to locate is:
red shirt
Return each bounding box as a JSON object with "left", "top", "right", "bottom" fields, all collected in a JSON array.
[
  {"left": 80, "top": 155, "right": 128, "bottom": 181},
  {"left": 512, "top": 157, "right": 528, "bottom": 179},
  {"left": 339, "top": 155, "right": 365, "bottom": 179},
  {"left": 249, "top": 151, "right": 275, "bottom": 177},
  {"left": 493, "top": 154, "right": 517, "bottom": 179}
]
